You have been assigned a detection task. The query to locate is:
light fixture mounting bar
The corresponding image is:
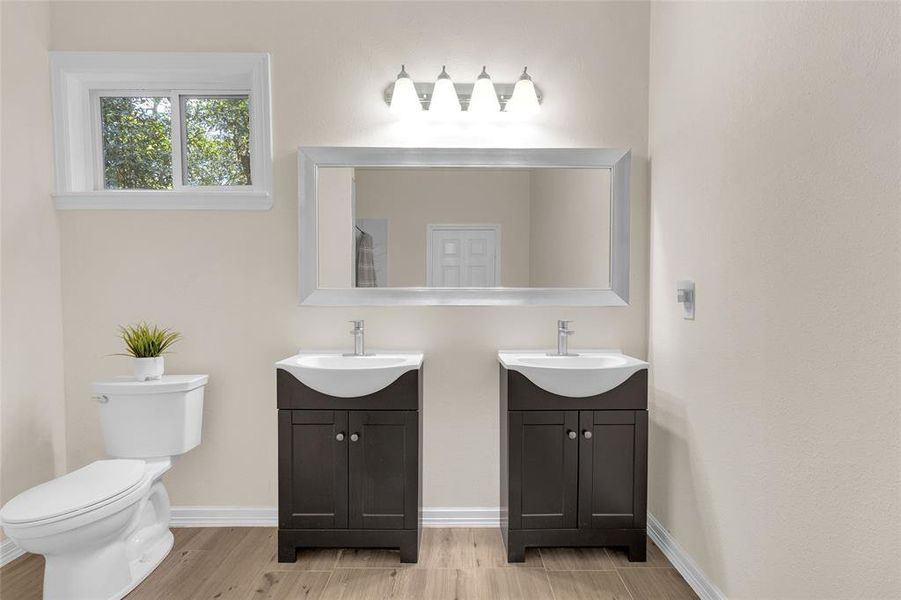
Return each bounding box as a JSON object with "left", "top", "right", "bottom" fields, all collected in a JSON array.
[{"left": 384, "top": 82, "right": 542, "bottom": 111}]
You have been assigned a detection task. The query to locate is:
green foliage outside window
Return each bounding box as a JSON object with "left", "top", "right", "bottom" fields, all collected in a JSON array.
[
  {"left": 183, "top": 96, "right": 252, "bottom": 186},
  {"left": 101, "top": 96, "right": 173, "bottom": 190},
  {"left": 99, "top": 94, "right": 251, "bottom": 190}
]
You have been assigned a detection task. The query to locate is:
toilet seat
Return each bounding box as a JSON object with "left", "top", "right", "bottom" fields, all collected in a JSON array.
[
  {"left": 0, "top": 460, "right": 147, "bottom": 529},
  {"left": 1, "top": 459, "right": 172, "bottom": 546}
]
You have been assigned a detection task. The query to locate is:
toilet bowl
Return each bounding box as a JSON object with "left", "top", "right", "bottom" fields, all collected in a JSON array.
[{"left": 0, "top": 374, "right": 207, "bottom": 600}]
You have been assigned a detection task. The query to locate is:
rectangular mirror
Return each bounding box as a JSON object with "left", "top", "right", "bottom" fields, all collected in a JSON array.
[{"left": 299, "top": 147, "right": 630, "bottom": 305}]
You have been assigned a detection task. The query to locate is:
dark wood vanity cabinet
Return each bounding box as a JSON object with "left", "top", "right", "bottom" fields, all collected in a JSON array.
[
  {"left": 280, "top": 409, "right": 348, "bottom": 530},
  {"left": 501, "top": 367, "right": 648, "bottom": 562},
  {"left": 277, "top": 369, "right": 422, "bottom": 563}
]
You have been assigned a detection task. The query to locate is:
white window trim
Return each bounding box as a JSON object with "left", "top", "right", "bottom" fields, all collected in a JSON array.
[{"left": 51, "top": 52, "right": 272, "bottom": 210}]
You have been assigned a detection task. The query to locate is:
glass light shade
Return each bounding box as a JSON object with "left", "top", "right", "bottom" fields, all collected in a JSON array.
[
  {"left": 505, "top": 67, "right": 540, "bottom": 115},
  {"left": 468, "top": 66, "right": 500, "bottom": 114},
  {"left": 389, "top": 66, "right": 422, "bottom": 115},
  {"left": 428, "top": 66, "right": 461, "bottom": 114}
]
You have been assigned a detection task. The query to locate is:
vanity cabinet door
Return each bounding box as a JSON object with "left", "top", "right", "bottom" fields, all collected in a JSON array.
[
  {"left": 348, "top": 410, "right": 418, "bottom": 530},
  {"left": 509, "top": 410, "right": 579, "bottom": 529},
  {"left": 279, "top": 410, "right": 348, "bottom": 529},
  {"left": 578, "top": 410, "right": 647, "bottom": 529}
]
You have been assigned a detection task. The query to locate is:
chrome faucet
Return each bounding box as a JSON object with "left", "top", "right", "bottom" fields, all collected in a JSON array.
[
  {"left": 551, "top": 320, "right": 577, "bottom": 356},
  {"left": 348, "top": 320, "right": 366, "bottom": 356}
]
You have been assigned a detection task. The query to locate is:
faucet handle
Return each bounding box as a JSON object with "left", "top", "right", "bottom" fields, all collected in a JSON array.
[
  {"left": 349, "top": 320, "right": 364, "bottom": 330},
  {"left": 558, "top": 319, "right": 574, "bottom": 330}
]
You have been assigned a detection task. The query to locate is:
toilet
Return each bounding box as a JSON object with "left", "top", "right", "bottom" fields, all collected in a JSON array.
[{"left": 0, "top": 374, "right": 208, "bottom": 600}]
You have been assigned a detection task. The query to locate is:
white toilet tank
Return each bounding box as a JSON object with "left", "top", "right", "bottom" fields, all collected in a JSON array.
[{"left": 92, "top": 374, "right": 208, "bottom": 458}]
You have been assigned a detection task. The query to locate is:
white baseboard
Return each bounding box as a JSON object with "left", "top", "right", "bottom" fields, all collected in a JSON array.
[
  {"left": 421, "top": 507, "right": 499, "bottom": 527},
  {"left": 1, "top": 537, "right": 25, "bottom": 567},
  {"left": 170, "top": 506, "right": 277, "bottom": 527},
  {"left": 168, "top": 506, "right": 499, "bottom": 528},
  {"left": 647, "top": 513, "right": 726, "bottom": 600}
]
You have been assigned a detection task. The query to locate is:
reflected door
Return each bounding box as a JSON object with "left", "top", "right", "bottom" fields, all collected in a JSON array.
[{"left": 427, "top": 225, "right": 499, "bottom": 287}]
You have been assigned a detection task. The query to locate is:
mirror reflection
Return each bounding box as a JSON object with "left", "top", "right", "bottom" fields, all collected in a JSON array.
[{"left": 318, "top": 167, "right": 610, "bottom": 289}]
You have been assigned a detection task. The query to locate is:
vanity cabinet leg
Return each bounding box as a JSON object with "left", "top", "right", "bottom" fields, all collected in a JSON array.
[
  {"left": 628, "top": 537, "right": 647, "bottom": 562},
  {"left": 277, "top": 532, "right": 297, "bottom": 563},
  {"left": 399, "top": 529, "right": 420, "bottom": 564},
  {"left": 399, "top": 535, "right": 418, "bottom": 563},
  {"left": 506, "top": 543, "right": 526, "bottom": 563}
]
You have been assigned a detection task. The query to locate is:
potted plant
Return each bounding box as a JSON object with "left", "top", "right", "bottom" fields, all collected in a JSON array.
[{"left": 118, "top": 322, "right": 181, "bottom": 381}]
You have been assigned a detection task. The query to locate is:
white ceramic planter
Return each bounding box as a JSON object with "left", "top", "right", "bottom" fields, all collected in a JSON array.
[{"left": 134, "top": 357, "right": 164, "bottom": 381}]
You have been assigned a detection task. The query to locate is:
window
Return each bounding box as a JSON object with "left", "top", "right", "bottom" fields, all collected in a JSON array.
[
  {"left": 182, "top": 95, "right": 251, "bottom": 187},
  {"left": 51, "top": 53, "right": 271, "bottom": 209},
  {"left": 100, "top": 96, "right": 173, "bottom": 190},
  {"left": 96, "top": 93, "right": 252, "bottom": 191}
]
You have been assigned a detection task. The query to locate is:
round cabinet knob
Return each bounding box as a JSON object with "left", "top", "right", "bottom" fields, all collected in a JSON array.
[
  {"left": 583, "top": 430, "right": 593, "bottom": 439},
  {"left": 336, "top": 432, "right": 345, "bottom": 441},
  {"left": 350, "top": 433, "right": 360, "bottom": 442},
  {"left": 567, "top": 430, "right": 577, "bottom": 440}
]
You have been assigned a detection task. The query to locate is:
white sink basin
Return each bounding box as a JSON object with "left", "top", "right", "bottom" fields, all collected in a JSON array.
[
  {"left": 498, "top": 350, "right": 648, "bottom": 398},
  {"left": 276, "top": 352, "right": 423, "bottom": 398}
]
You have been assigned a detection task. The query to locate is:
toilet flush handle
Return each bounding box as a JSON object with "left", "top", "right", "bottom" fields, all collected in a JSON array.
[{"left": 92, "top": 394, "right": 109, "bottom": 404}]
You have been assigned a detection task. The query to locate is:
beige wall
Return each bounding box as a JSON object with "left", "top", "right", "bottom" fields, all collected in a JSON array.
[
  {"left": 529, "top": 168, "right": 610, "bottom": 287},
  {"left": 648, "top": 2, "right": 901, "bottom": 598},
  {"left": 355, "top": 168, "right": 531, "bottom": 287},
  {"left": 0, "top": 0, "right": 67, "bottom": 512},
  {"left": 50, "top": 1, "right": 650, "bottom": 509},
  {"left": 317, "top": 168, "right": 354, "bottom": 289}
]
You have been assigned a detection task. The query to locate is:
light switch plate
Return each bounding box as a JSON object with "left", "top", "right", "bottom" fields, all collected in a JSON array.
[{"left": 677, "top": 280, "right": 695, "bottom": 320}]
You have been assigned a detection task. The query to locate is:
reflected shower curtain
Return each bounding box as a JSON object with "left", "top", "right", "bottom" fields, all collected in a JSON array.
[{"left": 356, "top": 231, "right": 377, "bottom": 287}]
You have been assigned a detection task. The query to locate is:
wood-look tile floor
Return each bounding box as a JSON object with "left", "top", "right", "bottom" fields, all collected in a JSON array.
[{"left": 0, "top": 528, "right": 697, "bottom": 600}]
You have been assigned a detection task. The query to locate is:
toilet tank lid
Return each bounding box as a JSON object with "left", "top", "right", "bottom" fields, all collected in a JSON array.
[
  {"left": 93, "top": 374, "right": 209, "bottom": 395},
  {"left": 0, "top": 459, "right": 146, "bottom": 525}
]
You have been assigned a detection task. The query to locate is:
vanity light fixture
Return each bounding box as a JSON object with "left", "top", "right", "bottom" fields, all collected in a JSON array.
[
  {"left": 505, "top": 67, "right": 541, "bottom": 115},
  {"left": 429, "top": 66, "right": 462, "bottom": 114},
  {"left": 389, "top": 65, "right": 422, "bottom": 116},
  {"left": 468, "top": 66, "right": 501, "bottom": 114},
  {"left": 383, "top": 65, "right": 542, "bottom": 115}
]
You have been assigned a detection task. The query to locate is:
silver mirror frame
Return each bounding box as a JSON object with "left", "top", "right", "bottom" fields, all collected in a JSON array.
[{"left": 298, "top": 147, "right": 631, "bottom": 306}]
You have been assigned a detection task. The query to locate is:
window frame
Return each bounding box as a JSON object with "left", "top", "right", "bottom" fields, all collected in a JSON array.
[
  {"left": 52, "top": 52, "right": 272, "bottom": 210},
  {"left": 93, "top": 91, "right": 176, "bottom": 192},
  {"left": 178, "top": 93, "right": 253, "bottom": 190}
]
